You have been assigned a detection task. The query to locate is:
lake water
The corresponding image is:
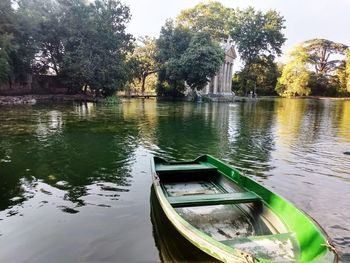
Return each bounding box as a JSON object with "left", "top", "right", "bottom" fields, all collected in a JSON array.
[{"left": 0, "top": 98, "right": 349, "bottom": 262}]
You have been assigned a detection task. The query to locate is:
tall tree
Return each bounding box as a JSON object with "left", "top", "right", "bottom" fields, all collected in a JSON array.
[
  {"left": 176, "top": 1, "right": 233, "bottom": 41},
  {"left": 0, "top": 0, "right": 19, "bottom": 85},
  {"left": 58, "top": 0, "right": 134, "bottom": 95},
  {"left": 180, "top": 32, "right": 224, "bottom": 90},
  {"left": 230, "top": 7, "right": 285, "bottom": 95},
  {"left": 231, "top": 7, "right": 286, "bottom": 64},
  {"left": 15, "top": 0, "right": 63, "bottom": 75},
  {"left": 1, "top": 0, "right": 134, "bottom": 96},
  {"left": 303, "top": 39, "right": 348, "bottom": 76},
  {"left": 130, "top": 37, "right": 158, "bottom": 95},
  {"left": 233, "top": 56, "right": 279, "bottom": 95},
  {"left": 156, "top": 20, "right": 224, "bottom": 96},
  {"left": 276, "top": 45, "right": 311, "bottom": 97},
  {"left": 346, "top": 50, "right": 350, "bottom": 92},
  {"left": 156, "top": 20, "right": 192, "bottom": 96}
]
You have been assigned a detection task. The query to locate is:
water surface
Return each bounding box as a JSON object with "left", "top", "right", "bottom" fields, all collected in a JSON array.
[{"left": 0, "top": 99, "right": 349, "bottom": 262}]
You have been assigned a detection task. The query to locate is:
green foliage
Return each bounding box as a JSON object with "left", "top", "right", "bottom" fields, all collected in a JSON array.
[
  {"left": 180, "top": 32, "right": 224, "bottom": 90},
  {"left": 231, "top": 7, "right": 286, "bottom": 64},
  {"left": 0, "top": 34, "right": 17, "bottom": 84},
  {"left": 233, "top": 56, "right": 279, "bottom": 96},
  {"left": 156, "top": 20, "right": 192, "bottom": 65},
  {"left": 0, "top": 0, "right": 21, "bottom": 84},
  {"left": 129, "top": 36, "right": 158, "bottom": 94},
  {"left": 176, "top": 1, "right": 234, "bottom": 41},
  {"left": 346, "top": 50, "right": 350, "bottom": 93},
  {"left": 308, "top": 73, "right": 337, "bottom": 96},
  {"left": 16, "top": 0, "right": 62, "bottom": 75},
  {"left": 156, "top": 20, "right": 224, "bottom": 96},
  {"left": 303, "top": 39, "right": 348, "bottom": 76},
  {"left": 0, "top": 0, "right": 134, "bottom": 96},
  {"left": 176, "top": 3, "right": 286, "bottom": 64},
  {"left": 58, "top": 0, "right": 134, "bottom": 96},
  {"left": 104, "top": 95, "right": 120, "bottom": 105},
  {"left": 176, "top": 3, "right": 286, "bottom": 95},
  {"left": 332, "top": 63, "right": 347, "bottom": 95},
  {"left": 278, "top": 39, "right": 350, "bottom": 97},
  {"left": 156, "top": 78, "right": 185, "bottom": 97},
  {"left": 277, "top": 45, "right": 311, "bottom": 97}
]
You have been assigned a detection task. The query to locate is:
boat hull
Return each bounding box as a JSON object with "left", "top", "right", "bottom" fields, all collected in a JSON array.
[{"left": 151, "top": 155, "right": 337, "bottom": 263}]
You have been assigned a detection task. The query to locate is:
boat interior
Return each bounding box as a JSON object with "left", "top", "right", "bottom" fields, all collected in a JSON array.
[{"left": 155, "top": 160, "right": 300, "bottom": 262}]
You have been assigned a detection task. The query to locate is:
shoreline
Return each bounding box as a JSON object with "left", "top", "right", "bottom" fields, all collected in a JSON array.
[
  {"left": 0, "top": 94, "right": 101, "bottom": 105},
  {"left": 1, "top": 94, "right": 350, "bottom": 105}
]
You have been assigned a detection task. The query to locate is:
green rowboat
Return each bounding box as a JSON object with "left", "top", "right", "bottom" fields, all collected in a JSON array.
[{"left": 151, "top": 155, "right": 337, "bottom": 263}]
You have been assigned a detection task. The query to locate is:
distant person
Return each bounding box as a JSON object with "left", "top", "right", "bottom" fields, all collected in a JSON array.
[{"left": 248, "top": 91, "right": 253, "bottom": 98}]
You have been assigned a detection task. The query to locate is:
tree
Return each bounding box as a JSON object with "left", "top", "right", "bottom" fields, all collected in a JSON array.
[
  {"left": 16, "top": 0, "right": 64, "bottom": 76},
  {"left": 230, "top": 7, "right": 285, "bottom": 95},
  {"left": 346, "top": 49, "right": 350, "bottom": 93},
  {"left": 130, "top": 37, "right": 158, "bottom": 95},
  {"left": 0, "top": 34, "right": 16, "bottom": 84},
  {"left": 176, "top": 3, "right": 286, "bottom": 64},
  {"left": 303, "top": 39, "right": 348, "bottom": 76},
  {"left": 58, "top": 0, "right": 134, "bottom": 95},
  {"left": 334, "top": 49, "right": 350, "bottom": 95},
  {"left": 176, "top": 1, "right": 233, "bottom": 41},
  {"left": 308, "top": 72, "right": 337, "bottom": 96},
  {"left": 180, "top": 32, "right": 224, "bottom": 90},
  {"left": 233, "top": 56, "right": 279, "bottom": 95},
  {"left": 1, "top": 0, "right": 134, "bottom": 96},
  {"left": 231, "top": 7, "right": 286, "bottom": 64},
  {"left": 276, "top": 45, "right": 311, "bottom": 97},
  {"left": 0, "top": 0, "right": 20, "bottom": 85},
  {"left": 156, "top": 20, "right": 192, "bottom": 96},
  {"left": 156, "top": 20, "right": 224, "bottom": 96}
]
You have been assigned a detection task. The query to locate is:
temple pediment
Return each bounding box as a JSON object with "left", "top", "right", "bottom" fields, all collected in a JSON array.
[
  {"left": 201, "top": 42, "right": 236, "bottom": 96},
  {"left": 225, "top": 46, "right": 236, "bottom": 60}
]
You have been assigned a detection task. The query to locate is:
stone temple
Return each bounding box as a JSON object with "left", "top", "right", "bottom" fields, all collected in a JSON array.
[{"left": 186, "top": 40, "right": 237, "bottom": 102}]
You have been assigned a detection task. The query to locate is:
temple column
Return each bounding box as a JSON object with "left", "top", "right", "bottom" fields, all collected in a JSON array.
[
  {"left": 222, "top": 63, "right": 227, "bottom": 94},
  {"left": 217, "top": 64, "right": 224, "bottom": 94},
  {"left": 226, "top": 63, "right": 231, "bottom": 92},
  {"left": 213, "top": 75, "right": 218, "bottom": 94},
  {"left": 205, "top": 82, "right": 209, "bottom": 94},
  {"left": 228, "top": 63, "right": 233, "bottom": 92},
  {"left": 222, "top": 63, "right": 226, "bottom": 94},
  {"left": 227, "top": 62, "right": 231, "bottom": 93},
  {"left": 225, "top": 62, "right": 231, "bottom": 93}
]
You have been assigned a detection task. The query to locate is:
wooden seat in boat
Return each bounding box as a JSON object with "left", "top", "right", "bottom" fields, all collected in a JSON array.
[
  {"left": 155, "top": 162, "right": 217, "bottom": 173},
  {"left": 168, "top": 192, "right": 261, "bottom": 207}
]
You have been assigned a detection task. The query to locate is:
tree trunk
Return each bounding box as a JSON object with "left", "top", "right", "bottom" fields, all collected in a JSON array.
[
  {"left": 8, "top": 75, "right": 12, "bottom": 89},
  {"left": 83, "top": 84, "right": 88, "bottom": 94},
  {"left": 141, "top": 73, "right": 146, "bottom": 96}
]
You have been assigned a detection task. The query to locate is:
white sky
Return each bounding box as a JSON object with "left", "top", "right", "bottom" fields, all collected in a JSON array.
[{"left": 124, "top": 0, "right": 350, "bottom": 61}]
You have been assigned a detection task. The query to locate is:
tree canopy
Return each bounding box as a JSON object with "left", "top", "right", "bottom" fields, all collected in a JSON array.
[
  {"left": 171, "top": 2, "right": 286, "bottom": 96},
  {"left": 277, "top": 39, "right": 350, "bottom": 97},
  {"left": 346, "top": 50, "right": 350, "bottom": 93},
  {"left": 233, "top": 56, "right": 279, "bottom": 96},
  {"left": 276, "top": 45, "right": 311, "bottom": 97},
  {"left": 303, "top": 39, "right": 348, "bottom": 76},
  {"left": 2, "top": 0, "right": 349, "bottom": 98},
  {"left": 176, "top": 1, "right": 234, "bottom": 41},
  {"left": 231, "top": 7, "right": 286, "bottom": 64},
  {"left": 0, "top": 0, "right": 134, "bottom": 96},
  {"left": 155, "top": 20, "right": 224, "bottom": 96},
  {"left": 129, "top": 36, "right": 158, "bottom": 95}
]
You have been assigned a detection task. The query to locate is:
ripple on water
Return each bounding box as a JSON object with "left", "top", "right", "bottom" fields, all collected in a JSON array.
[{"left": 58, "top": 206, "right": 80, "bottom": 214}]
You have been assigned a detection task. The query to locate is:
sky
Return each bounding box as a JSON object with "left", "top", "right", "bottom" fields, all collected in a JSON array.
[{"left": 124, "top": 0, "right": 350, "bottom": 62}]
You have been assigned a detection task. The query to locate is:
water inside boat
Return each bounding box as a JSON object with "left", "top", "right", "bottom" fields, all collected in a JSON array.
[{"left": 157, "top": 165, "right": 300, "bottom": 262}]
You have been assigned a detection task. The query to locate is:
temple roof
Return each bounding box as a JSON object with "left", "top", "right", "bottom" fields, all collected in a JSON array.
[{"left": 220, "top": 39, "right": 236, "bottom": 60}]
